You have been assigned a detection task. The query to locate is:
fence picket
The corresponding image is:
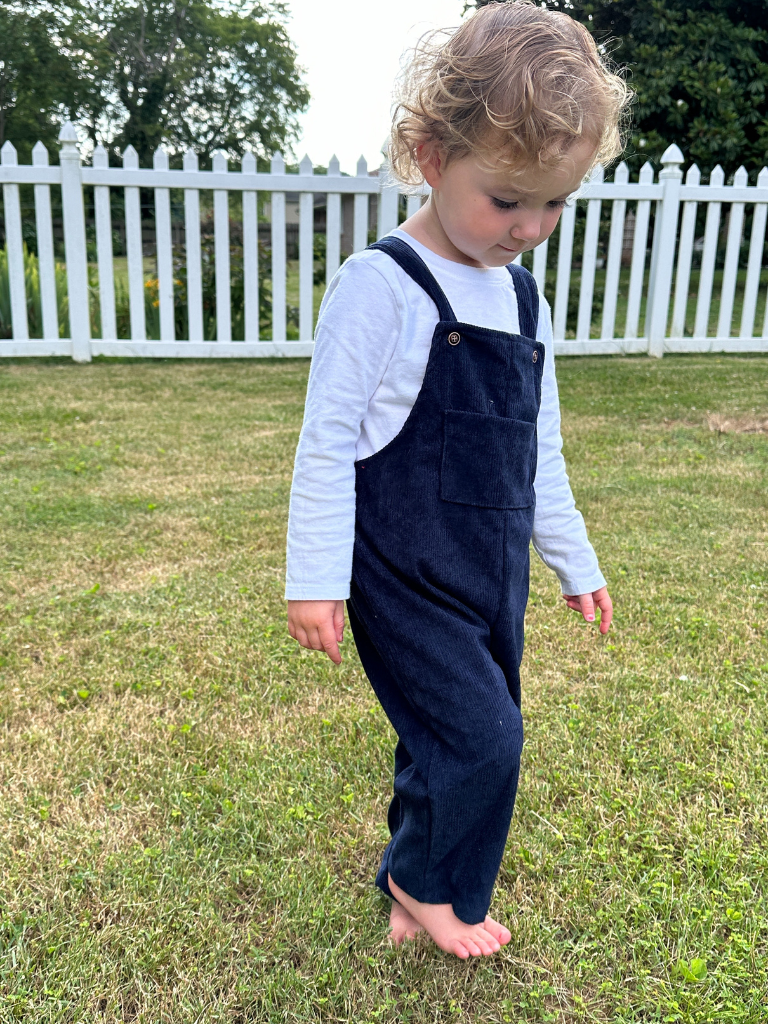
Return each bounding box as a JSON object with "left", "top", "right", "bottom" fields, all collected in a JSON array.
[
  {"left": 553, "top": 201, "right": 576, "bottom": 340},
  {"left": 183, "top": 150, "right": 204, "bottom": 342},
  {"left": 532, "top": 238, "right": 548, "bottom": 293},
  {"left": 694, "top": 164, "right": 725, "bottom": 338},
  {"left": 123, "top": 145, "right": 146, "bottom": 342},
  {"left": 1, "top": 142, "right": 28, "bottom": 340},
  {"left": 270, "top": 152, "right": 287, "bottom": 343},
  {"left": 406, "top": 195, "right": 422, "bottom": 219},
  {"left": 625, "top": 162, "right": 654, "bottom": 341},
  {"left": 717, "top": 166, "right": 748, "bottom": 339},
  {"left": 153, "top": 147, "right": 175, "bottom": 342},
  {"left": 213, "top": 151, "right": 231, "bottom": 342},
  {"left": 576, "top": 165, "right": 603, "bottom": 341},
  {"left": 601, "top": 162, "right": 628, "bottom": 341},
  {"left": 32, "top": 141, "right": 59, "bottom": 341},
  {"left": 242, "top": 151, "right": 259, "bottom": 342},
  {"left": 92, "top": 145, "right": 116, "bottom": 341},
  {"left": 645, "top": 203, "right": 662, "bottom": 326},
  {"left": 299, "top": 154, "right": 315, "bottom": 341},
  {"left": 353, "top": 155, "right": 369, "bottom": 252},
  {"left": 326, "top": 155, "right": 342, "bottom": 287},
  {"left": 740, "top": 166, "right": 768, "bottom": 339},
  {"left": 671, "top": 164, "right": 701, "bottom": 337},
  {"left": 378, "top": 163, "right": 400, "bottom": 239}
]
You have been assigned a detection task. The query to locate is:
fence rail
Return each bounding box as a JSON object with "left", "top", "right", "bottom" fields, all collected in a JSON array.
[{"left": 1, "top": 124, "right": 767, "bottom": 361}]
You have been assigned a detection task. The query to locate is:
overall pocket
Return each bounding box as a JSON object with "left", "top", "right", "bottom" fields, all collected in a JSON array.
[{"left": 440, "top": 409, "right": 536, "bottom": 509}]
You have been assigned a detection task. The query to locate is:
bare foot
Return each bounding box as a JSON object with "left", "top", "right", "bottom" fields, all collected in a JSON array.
[
  {"left": 388, "top": 873, "right": 506, "bottom": 959},
  {"left": 388, "top": 900, "right": 424, "bottom": 945}
]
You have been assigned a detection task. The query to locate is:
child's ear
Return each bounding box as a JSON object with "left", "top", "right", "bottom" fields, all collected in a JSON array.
[{"left": 416, "top": 141, "right": 444, "bottom": 189}]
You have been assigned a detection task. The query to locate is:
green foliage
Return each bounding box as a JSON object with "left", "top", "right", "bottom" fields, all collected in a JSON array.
[
  {"left": 474, "top": 0, "right": 768, "bottom": 176},
  {"left": 0, "top": 3, "right": 103, "bottom": 161},
  {"left": 2, "top": 1, "right": 307, "bottom": 167},
  {"left": 0, "top": 245, "right": 69, "bottom": 339},
  {"left": 137, "top": 229, "right": 275, "bottom": 341},
  {"left": 87, "top": 0, "right": 308, "bottom": 165}
]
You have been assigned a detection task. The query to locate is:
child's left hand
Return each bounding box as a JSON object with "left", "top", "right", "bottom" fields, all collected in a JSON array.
[{"left": 562, "top": 586, "right": 613, "bottom": 634}]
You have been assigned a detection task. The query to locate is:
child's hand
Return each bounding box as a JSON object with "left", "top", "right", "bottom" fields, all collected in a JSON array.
[
  {"left": 562, "top": 586, "right": 613, "bottom": 634},
  {"left": 287, "top": 599, "right": 345, "bottom": 664}
]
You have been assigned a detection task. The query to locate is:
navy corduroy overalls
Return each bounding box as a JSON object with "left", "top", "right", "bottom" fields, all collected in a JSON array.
[{"left": 347, "top": 235, "right": 543, "bottom": 925}]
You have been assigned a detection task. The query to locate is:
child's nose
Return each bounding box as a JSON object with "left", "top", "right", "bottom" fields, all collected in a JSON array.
[{"left": 510, "top": 212, "right": 542, "bottom": 243}]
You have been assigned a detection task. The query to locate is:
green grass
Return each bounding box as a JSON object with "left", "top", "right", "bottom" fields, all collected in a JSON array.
[{"left": 1, "top": 355, "right": 767, "bottom": 1022}]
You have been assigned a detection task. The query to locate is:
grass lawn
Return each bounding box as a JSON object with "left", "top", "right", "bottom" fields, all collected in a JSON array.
[{"left": 1, "top": 355, "right": 767, "bottom": 1022}]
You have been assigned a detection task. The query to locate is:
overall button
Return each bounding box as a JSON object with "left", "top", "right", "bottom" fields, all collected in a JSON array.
[
  {"left": 532, "top": 350, "right": 539, "bottom": 363},
  {"left": 448, "top": 331, "right": 461, "bottom": 346}
]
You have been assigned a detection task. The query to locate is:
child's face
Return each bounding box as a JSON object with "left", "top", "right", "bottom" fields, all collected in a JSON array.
[{"left": 419, "top": 139, "right": 597, "bottom": 268}]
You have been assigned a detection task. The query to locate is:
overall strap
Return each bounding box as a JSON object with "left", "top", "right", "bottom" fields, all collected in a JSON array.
[
  {"left": 367, "top": 236, "right": 457, "bottom": 322},
  {"left": 506, "top": 263, "right": 540, "bottom": 340}
]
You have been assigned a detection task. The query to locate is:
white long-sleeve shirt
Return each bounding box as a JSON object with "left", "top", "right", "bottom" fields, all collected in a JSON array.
[{"left": 285, "top": 228, "right": 606, "bottom": 601}]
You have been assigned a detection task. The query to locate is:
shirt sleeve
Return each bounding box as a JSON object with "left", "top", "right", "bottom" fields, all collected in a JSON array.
[
  {"left": 284, "top": 258, "right": 402, "bottom": 600},
  {"left": 532, "top": 296, "right": 607, "bottom": 596}
]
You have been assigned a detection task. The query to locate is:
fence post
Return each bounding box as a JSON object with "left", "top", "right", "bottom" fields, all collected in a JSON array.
[
  {"left": 647, "top": 144, "right": 683, "bottom": 358},
  {"left": 58, "top": 121, "right": 91, "bottom": 362}
]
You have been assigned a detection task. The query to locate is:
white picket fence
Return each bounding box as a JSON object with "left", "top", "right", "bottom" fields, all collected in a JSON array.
[{"left": 1, "top": 122, "right": 767, "bottom": 361}]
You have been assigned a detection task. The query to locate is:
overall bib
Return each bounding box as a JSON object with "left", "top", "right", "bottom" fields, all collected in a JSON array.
[{"left": 347, "top": 236, "right": 543, "bottom": 925}]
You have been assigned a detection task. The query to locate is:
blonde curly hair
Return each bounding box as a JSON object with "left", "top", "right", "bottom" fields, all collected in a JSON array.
[{"left": 390, "top": 0, "right": 631, "bottom": 188}]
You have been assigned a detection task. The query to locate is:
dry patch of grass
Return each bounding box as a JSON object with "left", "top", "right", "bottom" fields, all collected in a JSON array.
[{"left": 707, "top": 412, "right": 768, "bottom": 434}]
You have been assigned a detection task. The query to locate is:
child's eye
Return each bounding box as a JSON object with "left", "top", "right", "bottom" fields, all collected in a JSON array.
[
  {"left": 490, "top": 197, "right": 519, "bottom": 210},
  {"left": 491, "top": 197, "right": 572, "bottom": 211}
]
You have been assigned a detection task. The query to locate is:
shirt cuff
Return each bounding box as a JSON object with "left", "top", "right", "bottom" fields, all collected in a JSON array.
[
  {"left": 285, "top": 582, "right": 351, "bottom": 601},
  {"left": 556, "top": 569, "right": 607, "bottom": 597}
]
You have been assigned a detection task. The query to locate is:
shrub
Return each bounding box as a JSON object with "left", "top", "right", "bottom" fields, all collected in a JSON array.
[{"left": 0, "top": 244, "right": 70, "bottom": 339}]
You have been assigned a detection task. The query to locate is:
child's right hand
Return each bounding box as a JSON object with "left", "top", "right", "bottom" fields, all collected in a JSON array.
[{"left": 287, "top": 600, "right": 345, "bottom": 664}]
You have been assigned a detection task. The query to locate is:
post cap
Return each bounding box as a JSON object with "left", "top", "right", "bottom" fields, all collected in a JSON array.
[
  {"left": 58, "top": 121, "right": 79, "bottom": 144},
  {"left": 660, "top": 143, "right": 684, "bottom": 166}
]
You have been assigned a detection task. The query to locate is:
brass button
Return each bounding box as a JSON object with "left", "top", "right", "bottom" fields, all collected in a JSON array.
[
  {"left": 448, "top": 331, "right": 461, "bottom": 346},
  {"left": 532, "top": 350, "right": 539, "bottom": 363}
]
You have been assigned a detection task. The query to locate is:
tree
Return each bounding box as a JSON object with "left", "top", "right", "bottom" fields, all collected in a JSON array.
[
  {"left": 473, "top": 0, "right": 768, "bottom": 176},
  {"left": 0, "top": 3, "right": 103, "bottom": 161},
  {"left": 90, "top": 0, "right": 309, "bottom": 165},
  {"left": 2, "top": 0, "right": 308, "bottom": 166}
]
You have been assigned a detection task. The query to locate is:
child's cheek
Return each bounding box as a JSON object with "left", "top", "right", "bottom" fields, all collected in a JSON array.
[{"left": 541, "top": 210, "right": 562, "bottom": 242}]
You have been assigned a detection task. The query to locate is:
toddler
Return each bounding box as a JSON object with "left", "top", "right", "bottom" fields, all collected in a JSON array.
[{"left": 286, "top": 0, "right": 628, "bottom": 959}]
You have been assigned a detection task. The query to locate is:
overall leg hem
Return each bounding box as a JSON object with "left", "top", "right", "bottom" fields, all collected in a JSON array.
[{"left": 381, "top": 865, "right": 490, "bottom": 926}]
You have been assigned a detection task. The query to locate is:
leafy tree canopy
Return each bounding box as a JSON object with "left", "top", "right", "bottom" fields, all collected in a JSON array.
[
  {"left": 3, "top": 0, "right": 309, "bottom": 166},
  {"left": 0, "top": 3, "right": 103, "bottom": 161},
  {"left": 474, "top": 0, "right": 768, "bottom": 176}
]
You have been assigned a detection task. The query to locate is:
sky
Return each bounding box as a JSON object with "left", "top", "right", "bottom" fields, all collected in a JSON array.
[{"left": 284, "top": 0, "right": 468, "bottom": 173}]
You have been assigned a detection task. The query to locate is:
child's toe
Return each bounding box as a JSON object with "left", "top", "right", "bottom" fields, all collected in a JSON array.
[
  {"left": 484, "top": 917, "right": 512, "bottom": 945},
  {"left": 477, "top": 926, "right": 500, "bottom": 949}
]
